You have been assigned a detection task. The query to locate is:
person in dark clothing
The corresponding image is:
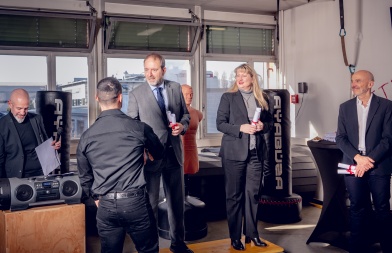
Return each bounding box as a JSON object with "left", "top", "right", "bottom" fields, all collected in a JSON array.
[
  {"left": 336, "top": 70, "right": 392, "bottom": 253},
  {"left": 77, "top": 77, "right": 164, "bottom": 253},
  {"left": 0, "top": 88, "right": 61, "bottom": 178},
  {"left": 216, "top": 64, "right": 273, "bottom": 251}
]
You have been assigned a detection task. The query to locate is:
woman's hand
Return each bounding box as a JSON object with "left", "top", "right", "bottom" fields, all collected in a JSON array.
[
  {"left": 240, "top": 124, "right": 257, "bottom": 135},
  {"left": 255, "top": 121, "right": 264, "bottom": 132}
]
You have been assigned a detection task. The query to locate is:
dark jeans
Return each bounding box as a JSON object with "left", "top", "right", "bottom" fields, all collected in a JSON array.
[
  {"left": 345, "top": 174, "right": 392, "bottom": 253},
  {"left": 96, "top": 188, "right": 158, "bottom": 253}
]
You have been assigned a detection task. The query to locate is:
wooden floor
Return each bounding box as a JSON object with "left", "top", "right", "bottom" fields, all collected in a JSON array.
[{"left": 159, "top": 237, "right": 284, "bottom": 253}]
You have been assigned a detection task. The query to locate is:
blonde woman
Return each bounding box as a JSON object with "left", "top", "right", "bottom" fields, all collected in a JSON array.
[{"left": 216, "top": 64, "right": 272, "bottom": 250}]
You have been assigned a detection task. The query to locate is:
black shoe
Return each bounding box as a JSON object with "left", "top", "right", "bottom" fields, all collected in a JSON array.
[
  {"left": 169, "top": 243, "right": 194, "bottom": 253},
  {"left": 245, "top": 236, "right": 267, "bottom": 247},
  {"left": 231, "top": 239, "right": 245, "bottom": 251}
]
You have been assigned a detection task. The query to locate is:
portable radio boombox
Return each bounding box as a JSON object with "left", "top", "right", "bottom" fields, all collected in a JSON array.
[{"left": 0, "top": 172, "right": 82, "bottom": 211}]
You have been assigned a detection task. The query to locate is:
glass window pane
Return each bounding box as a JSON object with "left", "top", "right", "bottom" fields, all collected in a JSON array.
[
  {"left": 206, "top": 26, "right": 274, "bottom": 55},
  {"left": 0, "top": 12, "right": 94, "bottom": 50},
  {"left": 254, "top": 62, "right": 277, "bottom": 89},
  {"left": 56, "top": 56, "right": 88, "bottom": 139},
  {"left": 107, "top": 20, "right": 198, "bottom": 53},
  {"left": 0, "top": 55, "right": 47, "bottom": 116},
  {"left": 107, "top": 58, "right": 190, "bottom": 114},
  {"left": 206, "top": 61, "right": 245, "bottom": 134}
]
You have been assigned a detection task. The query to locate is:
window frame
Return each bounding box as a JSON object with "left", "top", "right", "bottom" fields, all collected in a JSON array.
[
  {"left": 0, "top": 9, "right": 96, "bottom": 52},
  {"left": 103, "top": 15, "right": 201, "bottom": 56},
  {"left": 199, "top": 21, "right": 277, "bottom": 145},
  {"left": 205, "top": 22, "right": 275, "bottom": 56},
  {"left": 0, "top": 50, "right": 94, "bottom": 137}
]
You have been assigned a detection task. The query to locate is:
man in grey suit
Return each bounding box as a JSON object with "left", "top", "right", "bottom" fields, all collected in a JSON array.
[{"left": 128, "top": 53, "right": 192, "bottom": 253}]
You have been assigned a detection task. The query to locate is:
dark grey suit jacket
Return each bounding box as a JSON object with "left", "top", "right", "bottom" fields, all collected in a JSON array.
[
  {"left": 0, "top": 112, "right": 48, "bottom": 178},
  {"left": 127, "top": 80, "right": 190, "bottom": 170},
  {"left": 216, "top": 91, "right": 273, "bottom": 162},
  {"left": 336, "top": 94, "right": 392, "bottom": 175}
]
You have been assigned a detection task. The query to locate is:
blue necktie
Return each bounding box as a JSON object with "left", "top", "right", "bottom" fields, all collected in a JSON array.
[{"left": 155, "top": 87, "right": 166, "bottom": 115}]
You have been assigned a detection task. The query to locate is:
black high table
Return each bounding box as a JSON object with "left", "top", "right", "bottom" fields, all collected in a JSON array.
[{"left": 306, "top": 140, "right": 349, "bottom": 250}]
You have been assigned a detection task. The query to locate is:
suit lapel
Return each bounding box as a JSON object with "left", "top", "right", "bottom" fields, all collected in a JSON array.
[
  {"left": 366, "top": 95, "right": 379, "bottom": 134},
  {"left": 6, "top": 114, "right": 24, "bottom": 152},
  {"left": 144, "top": 82, "right": 169, "bottom": 125},
  {"left": 29, "top": 114, "right": 44, "bottom": 144},
  {"left": 349, "top": 99, "right": 359, "bottom": 146},
  {"left": 143, "top": 83, "right": 164, "bottom": 117},
  {"left": 165, "top": 80, "right": 174, "bottom": 112},
  {"left": 234, "top": 91, "right": 249, "bottom": 121}
]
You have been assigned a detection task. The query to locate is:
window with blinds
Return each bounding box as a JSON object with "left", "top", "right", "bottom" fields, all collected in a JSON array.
[
  {"left": 0, "top": 9, "right": 96, "bottom": 52},
  {"left": 206, "top": 25, "right": 275, "bottom": 55},
  {"left": 104, "top": 16, "right": 200, "bottom": 55}
]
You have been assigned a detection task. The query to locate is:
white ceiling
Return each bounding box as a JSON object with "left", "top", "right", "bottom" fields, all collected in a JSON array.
[{"left": 104, "top": 0, "right": 333, "bottom": 15}]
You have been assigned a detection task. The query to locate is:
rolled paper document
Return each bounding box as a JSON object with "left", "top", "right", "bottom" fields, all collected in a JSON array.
[
  {"left": 337, "top": 163, "right": 356, "bottom": 175},
  {"left": 166, "top": 111, "right": 177, "bottom": 129},
  {"left": 338, "top": 169, "right": 356, "bottom": 175},
  {"left": 251, "top": 107, "right": 262, "bottom": 125}
]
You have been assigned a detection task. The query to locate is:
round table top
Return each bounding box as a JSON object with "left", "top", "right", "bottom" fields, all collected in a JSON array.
[{"left": 307, "top": 140, "right": 339, "bottom": 149}]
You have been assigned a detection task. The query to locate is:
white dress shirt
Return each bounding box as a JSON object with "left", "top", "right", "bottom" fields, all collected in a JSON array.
[{"left": 356, "top": 94, "right": 373, "bottom": 154}]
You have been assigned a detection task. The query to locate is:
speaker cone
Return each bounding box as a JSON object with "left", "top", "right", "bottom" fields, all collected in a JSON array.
[
  {"left": 15, "top": 184, "right": 34, "bottom": 202},
  {"left": 62, "top": 181, "right": 78, "bottom": 197}
]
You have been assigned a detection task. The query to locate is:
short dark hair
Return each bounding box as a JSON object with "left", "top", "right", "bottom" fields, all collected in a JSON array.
[
  {"left": 144, "top": 52, "right": 165, "bottom": 69},
  {"left": 96, "top": 77, "right": 122, "bottom": 105}
]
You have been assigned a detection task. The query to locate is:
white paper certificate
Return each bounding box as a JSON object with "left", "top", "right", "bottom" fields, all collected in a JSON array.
[{"left": 35, "top": 138, "right": 61, "bottom": 175}]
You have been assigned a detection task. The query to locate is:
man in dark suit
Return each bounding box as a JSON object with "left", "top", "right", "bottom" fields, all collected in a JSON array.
[
  {"left": 0, "top": 88, "right": 61, "bottom": 178},
  {"left": 128, "top": 53, "right": 192, "bottom": 253},
  {"left": 336, "top": 70, "right": 392, "bottom": 253}
]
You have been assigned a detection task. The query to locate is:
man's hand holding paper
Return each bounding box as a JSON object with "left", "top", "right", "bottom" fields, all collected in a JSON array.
[{"left": 35, "top": 138, "right": 61, "bottom": 175}]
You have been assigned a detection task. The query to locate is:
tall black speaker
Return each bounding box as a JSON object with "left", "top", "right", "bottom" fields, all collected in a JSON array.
[
  {"left": 0, "top": 173, "right": 82, "bottom": 211},
  {"left": 36, "top": 91, "right": 72, "bottom": 174}
]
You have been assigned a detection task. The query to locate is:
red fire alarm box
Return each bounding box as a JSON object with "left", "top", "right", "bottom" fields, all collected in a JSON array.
[{"left": 291, "top": 94, "right": 299, "bottom": 104}]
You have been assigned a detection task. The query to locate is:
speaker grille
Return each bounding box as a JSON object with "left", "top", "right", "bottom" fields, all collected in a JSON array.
[
  {"left": 62, "top": 180, "right": 78, "bottom": 197},
  {"left": 15, "top": 184, "right": 34, "bottom": 202}
]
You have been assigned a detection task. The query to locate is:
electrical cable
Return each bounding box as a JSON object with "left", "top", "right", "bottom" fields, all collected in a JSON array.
[{"left": 295, "top": 93, "right": 305, "bottom": 120}]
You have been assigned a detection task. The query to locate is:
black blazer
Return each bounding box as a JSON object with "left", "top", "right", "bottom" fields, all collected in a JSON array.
[
  {"left": 0, "top": 112, "right": 48, "bottom": 178},
  {"left": 336, "top": 94, "right": 392, "bottom": 176},
  {"left": 216, "top": 91, "right": 273, "bottom": 162}
]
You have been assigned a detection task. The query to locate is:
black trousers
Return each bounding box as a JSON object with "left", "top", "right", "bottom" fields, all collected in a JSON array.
[
  {"left": 345, "top": 174, "right": 392, "bottom": 253},
  {"left": 222, "top": 149, "right": 263, "bottom": 240}
]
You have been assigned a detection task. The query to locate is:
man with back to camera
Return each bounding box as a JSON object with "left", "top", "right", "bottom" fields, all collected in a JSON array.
[
  {"left": 336, "top": 70, "right": 392, "bottom": 253},
  {"left": 77, "top": 77, "right": 164, "bottom": 253},
  {"left": 0, "top": 88, "right": 61, "bottom": 178},
  {"left": 127, "top": 53, "right": 192, "bottom": 253}
]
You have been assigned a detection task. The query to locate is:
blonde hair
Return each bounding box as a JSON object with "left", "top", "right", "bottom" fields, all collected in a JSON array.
[{"left": 228, "top": 64, "right": 269, "bottom": 110}]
